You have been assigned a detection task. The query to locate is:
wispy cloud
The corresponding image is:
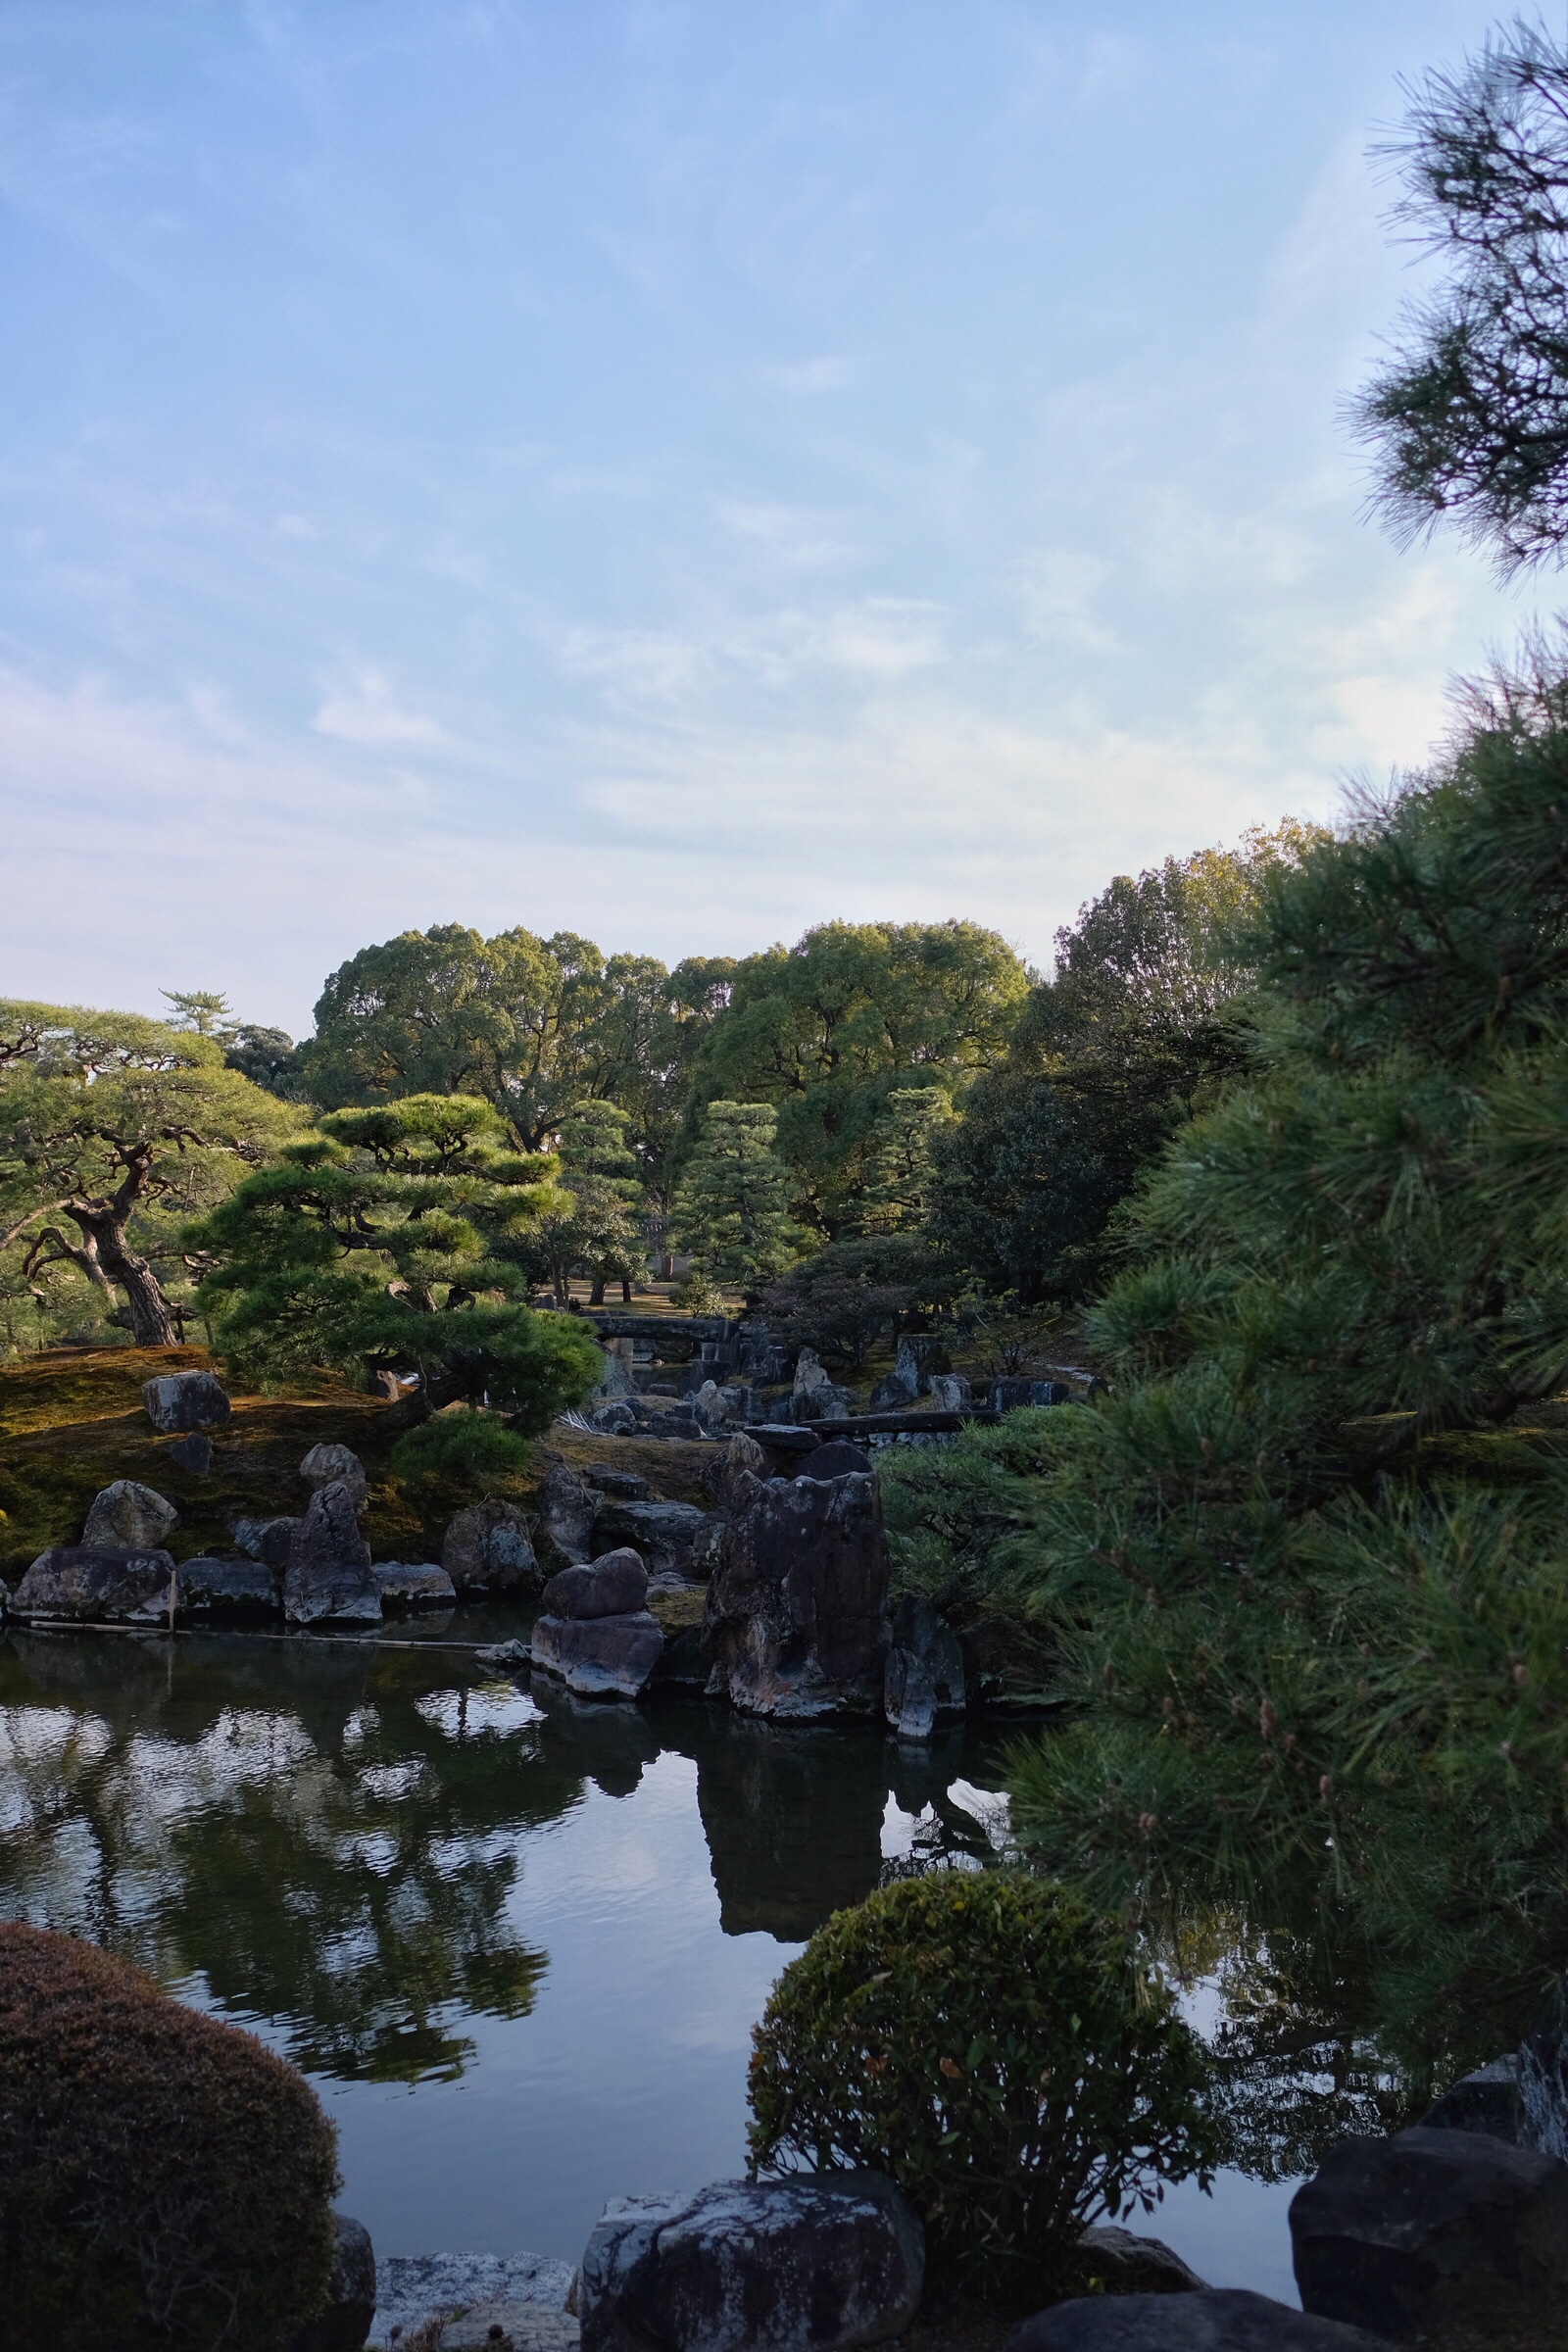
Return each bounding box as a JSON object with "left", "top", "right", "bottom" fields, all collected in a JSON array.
[{"left": 313, "top": 667, "right": 445, "bottom": 746}]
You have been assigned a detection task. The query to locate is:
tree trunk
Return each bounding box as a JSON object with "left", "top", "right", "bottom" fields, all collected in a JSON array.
[
  {"left": 621, "top": 1276, "right": 632, "bottom": 1303},
  {"left": 589, "top": 1274, "right": 606, "bottom": 1305},
  {"left": 74, "top": 1211, "right": 180, "bottom": 1347}
]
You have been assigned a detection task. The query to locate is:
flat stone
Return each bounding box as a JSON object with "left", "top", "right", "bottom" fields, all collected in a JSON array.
[
  {"left": 167, "top": 1431, "right": 214, "bottom": 1476},
  {"left": 293, "top": 2215, "right": 377, "bottom": 2352},
  {"left": 542, "top": 1548, "right": 649, "bottom": 1620},
  {"left": 301, "top": 1443, "right": 369, "bottom": 1512},
  {"left": 81, "top": 1478, "right": 178, "bottom": 1552},
  {"left": 374, "top": 1561, "right": 458, "bottom": 1608},
  {"left": 579, "top": 2172, "right": 923, "bottom": 2352},
  {"left": 1289, "top": 2125, "right": 1568, "bottom": 2341},
  {"left": 369, "top": 2255, "right": 574, "bottom": 2351},
  {"left": 439, "top": 2305, "right": 580, "bottom": 2352},
  {"left": 1010, "top": 2290, "right": 1394, "bottom": 2350},
  {"left": 530, "top": 1611, "right": 663, "bottom": 1698},
  {"left": 285, "top": 1483, "right": 380, "bottom": 1626},
  {"left": 142, "top": 1367, "right": 230, "bottom": 1433},
  {"left": 11, "top": 1546, "right": 178, "bottom": 1623},
  {"left": 179, "top": 1556, "right": 276, "bottom": 1614}
]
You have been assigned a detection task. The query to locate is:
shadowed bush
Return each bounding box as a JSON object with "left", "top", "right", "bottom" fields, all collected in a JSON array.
[
  {"left": 0, "top": 1922, "right": 341, "bottom": 2352},
  {"left": 390, "top": 1407, "right": 533, "bottom": 1487}
]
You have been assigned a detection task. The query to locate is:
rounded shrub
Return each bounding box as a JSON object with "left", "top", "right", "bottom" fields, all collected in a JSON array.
[
  {"left": 0, "top": 1922, "right": 341, "bottom": 2351},
  {"left": 391, "top": 1407, "right": 532, "bottom": 1487},
  {"left": 747, "top": 1871, "right": 1215, "bottom": 2307}
]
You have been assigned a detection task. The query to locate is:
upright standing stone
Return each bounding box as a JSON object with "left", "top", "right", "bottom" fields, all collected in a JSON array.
[
  {"left": 704, "top": 1467, "right": 892, "bottom": 1718},
  {"left": 81, "top": 1480, "right": 178, "bottom": 1552},
  {"left": 442, "top": 1500, "right": 539, "bottom": 1594},
  {"left": 300, "top": 1444, "right": 369, "bottom": 1512},
  {"left": 284, "top": 1483, "right": 380, "bottom": 1625}
]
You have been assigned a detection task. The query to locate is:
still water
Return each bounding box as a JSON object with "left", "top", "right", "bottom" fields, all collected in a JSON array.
[{"left": 0, "top": 1622, "right": 1305, "bottom": 2305}]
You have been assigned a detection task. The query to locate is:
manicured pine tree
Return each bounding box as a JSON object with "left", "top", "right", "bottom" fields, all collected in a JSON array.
[{"left": 670, "top": 1101, "right": 804, "bottom": 1301}]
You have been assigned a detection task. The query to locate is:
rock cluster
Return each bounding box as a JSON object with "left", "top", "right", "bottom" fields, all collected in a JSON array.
[{"left": 530, "top": 1548, "right": 664, "bottom": 1699}]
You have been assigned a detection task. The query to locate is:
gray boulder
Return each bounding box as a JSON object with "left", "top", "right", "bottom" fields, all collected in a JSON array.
[
  {"left": 543, "top": 1547, "right": 649, "bottom": 1620},
  {"left": 82, "top": 1478, "right": 178, "bottom": 1552},
  {"left": 443, "top": 1500, "right": 539, "bottom": 1595},
  {"left": 12, "top": 1546, "right": 178, "bottom": 1623},
  {"left": 1073, "top": 2228, "right": 1204, "bottom": 2295},
  {"left": 791, "top": 1348, "right": 832, "bottom": 1414},
  {"left": 179, "top": 1555, "right": 276, "bottom": 1614},
  {"left": 586, "top": 1467, "right": 651, "bottom": 1499},
  {"left": 231, "top": 1514, "right": 301, "bottom": 1573},
  {"left": 540, "top": 1464, "right": 597, "bottom": 1564},
  {"left": 1290, "top": 2125, "right": 1568, "bottom": 2341},
  {"left": 925, "top": 1372, "right": 970, "bottom": 1412},
  {"left": 704, "top": 1469, "right": 892, "bottom": 1719},
  {"left": 579, "top": 2173, "right": 922, "bottom": 2352},
  {"left": 301, "top": 1443, "right": 369, "bottom": 1512},
  {"left": 691, "top": 1378, "right": 729, "bottom": 1436},
  {"left": 592, "top": 1499, "right": 721, "bottom": 1586},
  {"left": 529, "top": 1612, "right": 663, "bottom": 1699},
  {"left": 293, "top": 2214, "right": 377, "bottom": 2352},
  {"left": 284, "top": 1483, "right": 380, "bottom": 1625},
  {"left": 167, "top": 1431, "right": 214, "bottom": 1476},
  {"left": 591, "top": 1402, "right": 638, "bottom": 1437},
  {"left": 802, "top": 1441, "right": 872, "bottom": 1480},
  {"left": 142, "top": 1367, "right": 230, "bottom": 1433},
  {"left": 883, "top": 1594, "right": 966, "bottom": 1738},
  {"left": 374, "top": 1561, "right": 458, "bottom": 1608},
  {"left": 1009, "top": 2290, "right": 1392, "bottom": 2350},
  {"left": 1422, "top": 2053, "right": 1523, "bottom": 2142},
  {"left": 893, "top": 1337, "right": 923, "bottom": 1396},
  {"left": 868, "top": 1376, "right": 915, "bottom": 1413}
]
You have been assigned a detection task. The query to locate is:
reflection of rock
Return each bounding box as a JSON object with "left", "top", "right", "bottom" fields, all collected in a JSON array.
[
  {"left": 292, "top": 2214, "right": 377, "bottom": 2352},
  {"left": 301, "top": 1443, "right": 369, "bottom": 1512},
  {"left": 704, "top": 1471, "right": 891, "bottom": 1719},
  {"left": 580, "top": 2173, "right": 923, "bottom": 2352},
  {"left": 13, "top": 1546, "right": 177, "bottom": 1623},
  {"left": 528, "top": 1676, "right": 662, "bottom": 1797},
  {"left": 442, "top": 1502, "right": 538, "bottom": 1595},
  {"left": 694, "top": 1715, "right": 886, "bottom": 1937},
  {"left": 142, "top": 1367, "right": 230, "bottom": 1432},
  {"left": 285, "top": 1484, "right": 380, "bottom": 1626},
  {"left": 883, "top": 1595, "right": 965, "bottom": 1738},
  {"left": 82, "top": 1479, "right": 178, "bottom": 1551}
]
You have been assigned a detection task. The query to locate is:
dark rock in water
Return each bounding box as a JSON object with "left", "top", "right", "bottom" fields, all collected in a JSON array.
[
  {"left": 442, "top": 1500, "right": 538, "bottom": 1595},
  {"left": 579, "top": 2172, "right": 922, "bottom": 2352},
  {"left": 231, "top": 1514, "right": 300, "bottom": 1573},
  {"left": 300, "top": 1442, "right": 369, "bottom": 1512},
  {"left": 802, "top": 1440, "right": 872, "bottom": 1479},
  {"left": 293, "top": 2213, "right": 376, "bottom": 2352},
  {"left": 82, "top": 1478, "right": 178, "bottom": 1551},
  {"left": 530, "top": 1611, "right": 663, "bottom": 1698},
  {"left": 1073, "top": 2227, "right": 1204, "bottom": 2295},
  {"left": 543, "top": 1547, "right": 649, "bottom": 1620},
  {"left": 373, "top": 1561, "right": 458, "bottom": 1609},
  {"left": 651, "top": 1625, "right": 708, "bottom": 1691},
  {"left": 586, "top": 1466, "right": 650, "bottom": 1499},
  {"left": 179, "top": 1555, "right": 276, "bottom": 1614},
  {"left": 284, "top": 1484, "right": 380, "bottom": 1626},
  {"left": 1010, "top": 2289, "right": 1391, "bottom": 2350},
  {"left": 1290, "top": 2125, "right": 1568, "bottom": 2341},
  {"left": 141, "top": 1367, "right": 230, "bottom": 1433},
  {"left": 884, "top": 1594, "right": 966, "bottom": 1737},
  {"left": 539, "top": 1464, "right": 598, "bottom": 1564},
  {"left": 167, "top": 1431, "right": 214, "bottom": 1476},
  {"left": 704, "top": 1468, "right": 892, "bottom": 1719},
  {"left": 12, "top": 1546, "right": 178, "bottom": 1623},
  {"left": 1422, "top": 2054, "right": 1522, "bottom": 2142},
  {"left": 592, "top": 1499, "right": 720, "bottom": 1585}
]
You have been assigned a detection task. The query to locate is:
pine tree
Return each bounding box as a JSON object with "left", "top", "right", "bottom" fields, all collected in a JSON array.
[
  {"left": 855, "top": 1088, "right": 956, "bottom": 1235},
  {"left": 670, "top": 1101, "right": 804, "bottom": 1300}
]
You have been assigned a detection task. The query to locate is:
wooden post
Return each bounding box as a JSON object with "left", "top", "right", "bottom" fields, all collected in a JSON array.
[{"left": 167, "top": 1566, "right": 177, "bottom": 1636}]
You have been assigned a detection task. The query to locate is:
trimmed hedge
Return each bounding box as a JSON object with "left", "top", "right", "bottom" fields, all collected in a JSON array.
[
  {"left": 0, "top": 1922, "right": 341, "bottom": 2351},
  {"left": 747, "top": 1872, "right": 1216, "bottom": 2306}
]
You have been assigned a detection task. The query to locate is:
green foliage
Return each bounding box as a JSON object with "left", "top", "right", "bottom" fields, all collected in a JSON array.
[
  {"left": 390, "top": 1408, "right": 533, "bottom": 1486},
  {"left": 670, "top": 1100, "right": 806, "bottom": 1300},
  {"left": 0, "top": 1920, "right": 340, "bottom": 2351},
  {"left": 670, "top": 1269, "right": 725, "bottom": 1313},
  {"left": 759, "top": 1232, "right": 953, "bottom": 1369},
  {"left": 879, "top": 1408, "right": 1061, "bottom": 1613},
  {"left": 854, "top": 1086, "right": 956, "bottom": 1234},
  {"left": 521, "top": 1098, "right": 648, "bottom": 1307},
  {"left": 746, "top": 1872, "right": 1215, "bottom": 2306},
  {"left": 192, "top": 1092, "right": 602, "bottom": 1426}
]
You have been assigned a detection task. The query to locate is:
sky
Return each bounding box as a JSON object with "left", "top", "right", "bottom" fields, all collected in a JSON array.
[{"left": 0, "top": 0, "right": 1544, "bottom": 1038}]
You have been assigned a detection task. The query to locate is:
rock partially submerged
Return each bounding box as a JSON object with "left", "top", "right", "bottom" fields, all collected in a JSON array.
[
  {"left": 142, "top": 1367, "right": 230, "bottom": 1432},
  {"left": 81, "top": 1479, "right": 178, "bottom": 1552},
  {"left": 12, "top": 1546, "right": 177, "bottom": 1623},
  {"left": 284, "top": 1483, "right": 380, "bottom": 1626},
  {"left": 533, "top": 1546, "right": 663, "bottom": 1698},
  {"left": 704, "top": 1467, "right": 892, "bottom": 1719}
]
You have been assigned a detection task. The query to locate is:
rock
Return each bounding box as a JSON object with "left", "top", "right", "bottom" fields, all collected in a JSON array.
[
  {"left": 301, "top": 1443, "right": 369, "bottom": 1512},
  {"left": 443, "top": 1501, "right": 540, "bottom": 1595},
  {"left": 691, "top": 1378, "right": 729, "bottom": 1436},
  {"left": 540, "top": 1465, "right": 598, "bottom": 1564},
  {"left": 804, "top": 1384, "right": 857, "bottom": 1420},
  {"left": 869, "top": 1376, "right": 915, "bottom": 1413},
  {"left": 543, "top": 1547, "right": 650, "bottom": 1619},
  {"left": 231, "top": 1515, "right": 301, "bottom": 1572},
  {"left": 586, "top": 1467, "right": 650, "bottom": 1499},
  {"left": 651, "top": 1626, "right": 708, "bottom": 1691},
  {"left": 284, "top": 1484, "right": 380, "bottom": 1626},
  {"left": 141, "top": 1367, "right": 230, "bottom": 1433},
  {"left": 1422, "top": 2053, "right": 1523, "bottom": 2141},
  {"left": 11, "top": 1546, "right": 178, "bottom": 1623},
  {"left": 167, "top": 1431, "right": 214, "bottom": 1476},
  {"left": 590, "top": 1402, "right": 638, "bottom": 1437},
  {"left": 579, "top": 2173, "right": 923, "bottom": 2352},
  {"left": 179, "top": 1555, "right": 277, "bottom": 1614},
  {"left": 992, "top": 1377, "right": 1036, "bottom": 1412},
  {"left": 592, "top": 1500, "right": 721, "bottom": 1586},
  {"left": 791, "top": 1347, "right": 832, "bottom": 1413},
  {"left": 293, "top": 2214, "right": 377, "bottom": 2352},
  {"left": 1518, "top": 1980, "right": 1568, "bottom": 2157},
  {"left": 529, "top": 1612, "right": 664, "bottom": 1698},
  {"left": 883, "top": 1594, "right": 966, "bottom": 1737},
  {"left": 802, "top": 1441, "right": 872, "bottom": 1480},
  {"left": 638, "top": 1406, "right": 703, "bottom": 1441},
  {"left": 595, "top": 1344, "right": 638, "bottom": 1399},
  {"left": 369, "top": 2253, "right": 575, "bottom": 2351},
  {"left": 1073, "top": 2227, "right": 1204, "bottom": 2295},
  {"left": 1009, "top": 2289, "right": 1392, "bottom": 2350},
  {"left": 716, "top": 1431, "right": 769, "bottom": 1509},
  {"left": 704, "top": 1468, "right": 892, "bottom": 1719},
  {"left": 81, "top": 1478, "right": 178, "bottom": 1551},
  {"left": 1289, "top": 2124, "right": 1568, "bottom": 2341},
  {"left": 926, "top": 1372, "right": 971, "bottom": 1412},
  {"left": 1028, "top": 1380, "right": 1071, "bottom": 1406},
  {"left": 894, "top": 1337, "right": 924, "bottom": 1396},
  {"left": 373, "top": 1561, "right": 458, "bottom": 1608},
  {"left": 439, "top": 2306, "right": 580, "bottom": 2352},
  {"left": 476, "top": 1639, "right": 532, "bottom": 1668}
]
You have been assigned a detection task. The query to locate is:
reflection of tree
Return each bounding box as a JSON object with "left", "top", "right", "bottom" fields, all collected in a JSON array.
[{"left": 0, "top": 1634, "right": 574, "bottom": 2083}]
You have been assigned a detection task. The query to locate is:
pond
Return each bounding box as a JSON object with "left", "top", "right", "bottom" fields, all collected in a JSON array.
[{"left": 0, "top": 1619, "right": 1390, "bottom": 2311}]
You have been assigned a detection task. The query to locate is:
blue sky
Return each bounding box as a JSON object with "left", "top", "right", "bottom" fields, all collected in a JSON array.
[{"left": 0, "top": 1, "right": 1536, "bottom": 1035}]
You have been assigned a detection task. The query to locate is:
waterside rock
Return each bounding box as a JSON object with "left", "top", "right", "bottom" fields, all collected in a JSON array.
[
  {"left": 81, "top": 1478, "right": 178, "bottom": 1551},
  {"left": 543, "top": 1547, "right": 650, "bottom": 1620},
  {"left": 178, "top": 1555, "right": 276, "bottom": 1614},
  {"left": 231, "top": 1514, "right": 301, "bottom": 1573},
  {"left": 704, "top": 1469, "right": 892, "bottom": 1719},
  {"left": 373, "top": 1561, "right": 457, "bottom": 1608},
  {"left": 529, "top": 1612, "right": 663, "bottom": 1699},
  {"left": 591, "top": 1499, "right": 720, "bottom": 1586},
  {"left": 1010, "top": 2289, "right": 1393, "bottom": 2350},
  {"left": 141, "top": 1367, "right": 230, "bottom": 1433},
  {"left": 579, "top": 2172, "right": 923, "bottom": 2352},
  {"left": 284, "top": 1483, "right": 380, "bottom": 1625},
  {"left": 883, "top": 1594, "right": 966, "bottom": 1740},
  {"left": 1289, "top": 2124, "right": 1568, "bottom": 2341},
  {"left": 300, "top": 1443, "right": 369, "bottom": 1512},
  {"left": 443, "top": 1500, "right": 539, "bottom": 1595},
  {"left": 11, "top": 1545, "right": 177, "bottom": 1623},
  {"left": 292, "top": 2215, "right": 377, "bottom": 2352}
]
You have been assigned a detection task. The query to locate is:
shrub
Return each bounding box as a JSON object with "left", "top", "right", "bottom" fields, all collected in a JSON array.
[
  {"left": 746, "top": 1872, "right": 1215, "bottom": 2307},
  {"left": 670, "top": 1270, "right": 725, "bottom": 1314},
  {"left": 0, "top": 1922, "right": 340, "bottom": 2351},
  {"left": 391, "top": 1407, "right": 532, "bottom": 1486}
]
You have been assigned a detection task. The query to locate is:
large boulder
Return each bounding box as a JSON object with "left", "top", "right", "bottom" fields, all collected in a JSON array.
[
  {"left": 442, "top": 1500, "right": 539, "bottom": 1595},
  {"left": 141, "top": 1367, "right": 230, "bottom": 1433},
  {"left": 579, "top": 2173, "right": 923, "bottom": 2352},
  {"left": 179, "top": 1555, "right": 277, "bottom": 1615},
  {"left": 539, "top": 1464, "right": 597, "bottom": 1565},
  {"left": 590, "top": 1401, "right": 638, "bottom": 1437},
  {"left": 373, "top": 1562, "right": 458, "bottom": 1609},
  {"left": 883, "top": 1594, "right": 966, "bottom": 1738},
  {"left": 231, "top": 1515, "right": 301, "bottom": 1574},
  {"left": 704, "top": 1469, "right": 892, "bottom": 1719},
  {"left": 926, "top": 1372, "right": 971, "bottom": 1413},
  {"left": 81, "top": 1479, "right": 178, "bottom": 1552},
  {"left": 300, "top": 1444, "right": 369, "bottom": 1513},
  {"left": 592, "top": 1499, "right": 722, "bottom": 1586},
  {"left": 11, "top": 1547, "right": 177, "bottom": 1623},
  {"left": 791, "top": 1348, "right": 832, "bottom": 1416},
  {"left": 1009, "top": 2290, "right": 1393, "bottom": 2350},
  {"left": 284, "top": 1484, "right": 380, "bottom": 1626},
  {"left": 1289, "top": 2125, "right": 1568, "bottom": 2341},
  {"left": 1073, "top": 2228, "right": 1203, "bottom": 2296},
  {"left": 293, "top": 2214, "right": 377, "bottom": 2352},
  {"left": 542, "top": 1547, "right": 650, "bottom": 1620},
  {"left": 529, "top": 1612, "right": 663, "bottom": 1699}
]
